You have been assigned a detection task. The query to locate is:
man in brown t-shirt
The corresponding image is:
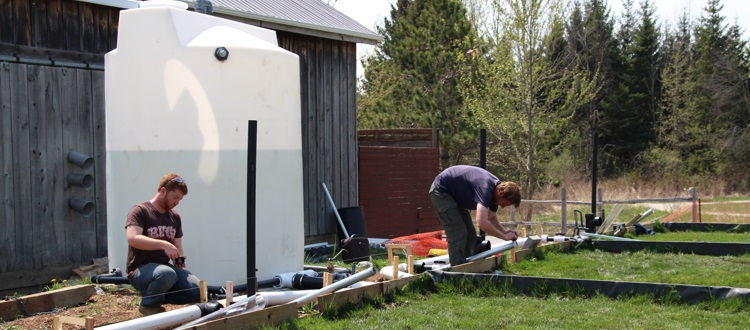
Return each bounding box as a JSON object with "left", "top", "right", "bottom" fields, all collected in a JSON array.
[{"left": 125, "top": 173, "right": 200, "bottom": 315}]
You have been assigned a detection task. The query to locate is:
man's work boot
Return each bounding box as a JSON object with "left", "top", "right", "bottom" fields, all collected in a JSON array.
[{"left": 139, "top": 305, "right": 166, "bottom": 316}]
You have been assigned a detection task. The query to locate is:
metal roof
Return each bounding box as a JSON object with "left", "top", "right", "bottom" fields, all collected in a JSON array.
[
  {"left": 188, "top": 0, "right": 383, "bottom": 44},
  {"left": 76, "top": 0, "right": 382, "bottom": 44}
]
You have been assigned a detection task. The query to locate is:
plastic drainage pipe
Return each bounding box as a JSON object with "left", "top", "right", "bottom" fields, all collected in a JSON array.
[
  {"left": 466, "top": 240, "right": 518, "bottom": 261},
  {"left": 96, "top": 302, "right": 220, "bottom": 330},
  {"left": 274, "top": 270, "right": 318, "bottom": 289},
  {"left": 580, "top": 232, "right": 639, "bottom": 241},
  {"left": 379, "top": 266, "right": 414, "bottom": 280},
  {"left": 260, "top": 290, "right": 317, "bottom": 306},
  {"left": 174, "top": 294, "right": 266, "bottom": 329},
  {"left": 292, "top": 267, "right": 377, "bottom": 307}
]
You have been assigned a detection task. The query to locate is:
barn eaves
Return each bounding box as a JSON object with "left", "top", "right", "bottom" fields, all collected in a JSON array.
[{"left": 76, "top": 0, "right": 383, "bottom": 45}]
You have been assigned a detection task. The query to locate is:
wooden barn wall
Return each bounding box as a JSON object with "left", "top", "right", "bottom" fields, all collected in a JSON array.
[
  {"left": 0, "top": 0, "right": 119, "bottom": 63},
  {"left": 359, "top": 146, "right": 442, "bottom": 238},
  {"left": 0, "top": 63, "right": 107, "bottom": 293},
  {"left": 0, "top": 0, "right": 116, "bottom": 293},
  {"left": 276, "top": 31, "right": 359, "bottom": 244}
]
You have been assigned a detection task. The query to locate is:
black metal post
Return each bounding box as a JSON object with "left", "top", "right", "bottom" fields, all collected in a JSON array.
[
  {"left": 592, "top": 126, "right": 598, "bottom": 215},
  {"left": 479, "top": 128, "right": 487, "bottom": 241},
  {"left": 247, "top": 120, "right": 257, "bottom": 296}
]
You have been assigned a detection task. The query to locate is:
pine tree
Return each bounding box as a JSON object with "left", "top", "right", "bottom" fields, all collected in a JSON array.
[
  {"left": 602, "top": 0, "right": 661, "bottom": 173},
  {"left": 358, "top": 0, "right": 481, "bottom": 168}
]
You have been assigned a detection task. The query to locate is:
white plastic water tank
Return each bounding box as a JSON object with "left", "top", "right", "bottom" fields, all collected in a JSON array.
[{"left": 104, "top": 4, "right": 304, "bottom": 285}]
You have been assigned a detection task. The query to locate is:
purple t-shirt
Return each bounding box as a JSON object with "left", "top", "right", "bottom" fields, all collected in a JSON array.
[
  {"left": 433, "top": 165, "right": 500, "bottom": 212},
  {"left": 125, "top": 201, "right": 183, "bottom": 281}
]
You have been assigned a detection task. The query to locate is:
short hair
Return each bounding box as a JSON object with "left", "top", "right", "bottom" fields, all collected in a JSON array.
[
  {"left": 158, "top": 173, "right": 188, "bottom": 195},
  {"left": 497, "top": 181, "right": 521, "bottom": 208}
]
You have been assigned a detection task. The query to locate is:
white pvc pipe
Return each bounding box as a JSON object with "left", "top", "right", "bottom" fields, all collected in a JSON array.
[
  {"left": 415, "top": 254, "right": 450, "bottom": 266},
  {"left": 379, "top": 266, "right": 414, "bottom": 280},
  {"left": 580, "top": 232, "right": 639, "bottom": 241},
  {"left": 292, "top": 267, "right": 377, "bottom": 307},
  {"left": 466, "top": 240, "right": 518, "bottom": 261},
  {"left": 260, "top": 290, "right": 317, "bottom": 306},
  {"left": 96, "top": 305, "right": 203, "bottom": 330},
  {"left": 174, "top": 294, "right": 265, "bottom": 329},
  {"left": 636, "top": 209, "right": 654, "bottom": 222}
]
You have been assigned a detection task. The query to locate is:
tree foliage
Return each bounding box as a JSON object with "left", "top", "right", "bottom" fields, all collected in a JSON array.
[
  {"left": 355, "top": 0, "right": 750, "bottom": 192},
  {"left": 358, "top": 0, "right": 481, "bottom": 168}
]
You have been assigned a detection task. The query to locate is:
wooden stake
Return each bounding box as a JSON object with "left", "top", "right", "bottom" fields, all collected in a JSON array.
[
  {"left": 521, "top": 227, "right": 527, "bottom": 238},
  {"left": 200, "top": 280, "right": 208, "bottom": 303},
  {"left": 225, "top": 281, "right": 234, "bottom": 306},
  {"left": 392, "top": 256, "right": 399, "bottom": 279},
  {"left": 323, "top": 272, "right": 333, "bottom": 287},
  {"left": 407, "top": 255, "right": 414, "bottom": 274},
  {"left": 536, "top": 222, "right": 542, "bottom": 235}
]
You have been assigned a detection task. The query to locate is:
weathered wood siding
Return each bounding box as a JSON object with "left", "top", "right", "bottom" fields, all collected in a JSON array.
[
  {"left": 0, "top": 0, "right": 116, "bottom": 293},
  {"left": 0, "top": 0, "right": 363, "bottom": 295},
  {"left": 0, "top": 63, "right": 107, "bottom": 293},
  {"left": 276, "top": 31, "right": 359, "bottom": 244},
  {"left": 0, "top": 0, "right": 119, "bottom": 63}
]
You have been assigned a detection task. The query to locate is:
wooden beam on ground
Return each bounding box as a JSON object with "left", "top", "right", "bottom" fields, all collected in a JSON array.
[
  {"left": 318, "top": 282, "right": 383, "bottom": 312},
  {"left": 451, "top": 256, "right": 498, "bottom": 273},
  {"left": 190, "top": 302, "right": 298, "bottom": 329},
  {"left": 0, "top": 284, "right": 96, "bottom": 322},
  {"left": 382, "top": 275, "right": 421, "bottom": 296}
]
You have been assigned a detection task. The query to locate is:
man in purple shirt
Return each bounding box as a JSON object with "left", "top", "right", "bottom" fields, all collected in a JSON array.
[{"left": 430, "top": 165, "right": 521, "bottom": 266}]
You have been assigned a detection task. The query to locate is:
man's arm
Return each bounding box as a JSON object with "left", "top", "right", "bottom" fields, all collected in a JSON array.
[
  {"left": 126, "top": 225, "right": 180, "bottom": 259},
  {"left": 476, "top": 204, "right": 517, "bottom": 241}
]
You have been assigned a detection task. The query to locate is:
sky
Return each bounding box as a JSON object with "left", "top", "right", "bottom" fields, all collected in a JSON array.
[{"left": 328, "top": 0, "right": 750, "bottom": 78}]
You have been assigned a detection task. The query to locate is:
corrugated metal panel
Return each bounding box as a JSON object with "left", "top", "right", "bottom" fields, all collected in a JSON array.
[
  {"left": 76, "top": 0, "right": 382, "bottom": 43},
  {"left": 197, "top": 0, "right": 382, "bottom": 43}
]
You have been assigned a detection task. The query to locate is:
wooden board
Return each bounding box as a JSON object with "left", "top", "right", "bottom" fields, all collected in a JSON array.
[
  {"left": 318, "top": 282, "right": 383, "bottom": 312},
  {"left": 0, "top": 284, "right": 95, "bottom": 322},
  {"left": 191, "top": 302, "right": 298, "bottom": 330}
]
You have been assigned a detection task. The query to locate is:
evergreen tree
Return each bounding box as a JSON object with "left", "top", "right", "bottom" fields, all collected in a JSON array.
[
  {"left": 602, "top": 0, "right": 661, "bottom": 172},
  {"left": 652, "top": 14, "right": 703, "bottom": 185},
  {"left": 358, "top": 0, "right": 481, "bottom": 168},
  {"left": 564, "top": 0, "right": 620, "bottom": 178}
]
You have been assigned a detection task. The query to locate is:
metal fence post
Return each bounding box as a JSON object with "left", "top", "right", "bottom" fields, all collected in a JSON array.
[
  {"left": 690, "top": 187, "right": 699, "bottom": 223},
  {"left": 561, "top": 187, "right": 567, "bottom": 234}
]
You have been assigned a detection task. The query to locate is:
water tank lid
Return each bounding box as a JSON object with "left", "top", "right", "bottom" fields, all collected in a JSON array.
[{"left": 139, "top": 0, "right": 188, "bottom": 10}]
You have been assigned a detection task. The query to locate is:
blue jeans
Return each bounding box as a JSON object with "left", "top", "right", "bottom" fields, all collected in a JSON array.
[
  {"left": 131, "top": 263, "right": 201, "bottom": 307},
  {"left": 429, "top": 183, "right": 476, "bottom": 266}
]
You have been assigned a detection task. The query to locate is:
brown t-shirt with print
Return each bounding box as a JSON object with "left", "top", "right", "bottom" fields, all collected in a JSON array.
[{"left": 125, "top": 201, "right": 183, "bottom": 282}]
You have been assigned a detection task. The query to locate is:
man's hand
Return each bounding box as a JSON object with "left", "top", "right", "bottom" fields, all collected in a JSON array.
[
  {"left": 163, "top": 244, "right": 180, "bottom": 259},
  {"left": 173, "top": 256, "right": 187, "bottom": 269},
  {"left": 502, "top": 231, "right": 518, "bottom": 241}
]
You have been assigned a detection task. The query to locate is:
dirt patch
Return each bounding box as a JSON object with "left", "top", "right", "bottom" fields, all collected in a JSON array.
[{"left": 1, "top": 285, "right": 188, "bottom": 329}]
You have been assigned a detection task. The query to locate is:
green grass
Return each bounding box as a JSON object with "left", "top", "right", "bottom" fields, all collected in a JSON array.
[
  {"left": 268, "top": 276, "right": 750, "bottom": 329},
  {"left": 504, "top": 247, "right": 750, "bottom": 288},
  {"left": 638, "top": 231, "right": 750, "bottom": 243}
]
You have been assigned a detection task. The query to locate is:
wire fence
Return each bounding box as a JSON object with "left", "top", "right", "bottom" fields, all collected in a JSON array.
[{"left": 503, "top": 187, "right": 699, "bottom": 235}]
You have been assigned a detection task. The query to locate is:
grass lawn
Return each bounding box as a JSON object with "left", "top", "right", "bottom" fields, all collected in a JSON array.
[
  {"left": 637, "top": 231, "right": 750, "bottom": 243},
  {"left": 272, "top": 276, "right": 750, "bottom": 329},
  {"left": 504, "top": 246, "right": 750, "bottom": 288}
]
